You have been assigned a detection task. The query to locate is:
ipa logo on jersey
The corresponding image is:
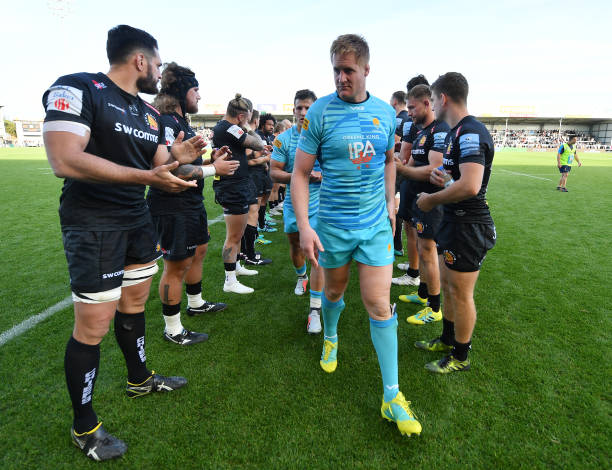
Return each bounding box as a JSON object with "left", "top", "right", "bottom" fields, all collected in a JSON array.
[
  {"left": 348, "top": 140, "right": 376, "bottom": 164},
  {"left": 273, "top": 138, "right": 282, "bottom": 149},
  {"left": 419, "top": 135, "right": 427, "bottom": 146},
  {"left": 372, "top": 117, "right": 380, "bottom": 126},
  {"left": 302, "top": 118, "right": 309, "bottom": 131}
]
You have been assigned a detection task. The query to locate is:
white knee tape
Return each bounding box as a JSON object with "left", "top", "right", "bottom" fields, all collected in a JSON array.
[
  {"left": 121, "top": 263, "right": 159, "bottom": 287},
  {"left": 72, "top": 286, "right": 122, "bottom": 304}
]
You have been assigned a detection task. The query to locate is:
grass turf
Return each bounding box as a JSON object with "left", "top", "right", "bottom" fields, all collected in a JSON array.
[{"left": 0, "top": 147, "right": 610, "bottom": 469}]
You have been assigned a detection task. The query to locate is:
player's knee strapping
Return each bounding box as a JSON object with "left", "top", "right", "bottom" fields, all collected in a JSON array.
[
  {"left": 121, "top": 263, "right": 159, "bottom": 287},
  {"left": 72, "top": 286, "right": 122, "bottom": 304}
]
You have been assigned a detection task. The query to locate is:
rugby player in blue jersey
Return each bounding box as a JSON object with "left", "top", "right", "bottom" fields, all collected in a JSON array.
[
  {"left": 270, "top": 89, "right": 324, "bottom": 334},
  {"left": 291, "top": 34, "right": 421, "bottom": 436}
]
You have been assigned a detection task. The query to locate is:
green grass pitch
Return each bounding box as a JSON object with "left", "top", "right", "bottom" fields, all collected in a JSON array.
[{"left": 0, "top": 147, "right": 610, "bottom": 469}]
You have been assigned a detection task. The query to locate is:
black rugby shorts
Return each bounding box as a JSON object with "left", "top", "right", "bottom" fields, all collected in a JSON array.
[
  {"left": 152, "top": 208, "right": 210, "bottom": 261},
  {"left": 436, "top": 221, "right": 496, "bottom": 272},
  {"left": 62, "top": 221, "right": 160, "bottom": 293}
]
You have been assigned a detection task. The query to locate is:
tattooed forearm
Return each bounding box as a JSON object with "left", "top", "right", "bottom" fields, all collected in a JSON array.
[
  {"left": 172, "top": 164, "right": 203, "bottom": 180},
  {"left": 222, "top": 246, "right": 233, "bottom": 262}
]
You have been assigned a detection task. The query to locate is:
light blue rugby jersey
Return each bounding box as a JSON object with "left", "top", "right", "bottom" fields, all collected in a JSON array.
[
  {"left": 297, "top": 92, "right": 395, "bottom": 230},
  {"left": 271, "top": 125, "right": 321, "bottom": 215}
]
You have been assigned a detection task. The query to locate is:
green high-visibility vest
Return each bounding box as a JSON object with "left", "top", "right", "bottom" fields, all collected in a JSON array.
[{"left": 559, "top": 143, "right": 575, "bottom": 165}]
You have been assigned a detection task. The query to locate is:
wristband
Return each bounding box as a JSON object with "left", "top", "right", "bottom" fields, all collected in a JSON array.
[{"left": 200, "top": 165, "right": 216, "bottom": 178}]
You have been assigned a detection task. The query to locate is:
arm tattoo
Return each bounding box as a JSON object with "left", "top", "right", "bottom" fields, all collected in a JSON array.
[
  {"left": 222, "top": 246, "right": 233, "bottom": 262},
  {"left": 172, "top": 164, "right": 203, "bottom": 180}
]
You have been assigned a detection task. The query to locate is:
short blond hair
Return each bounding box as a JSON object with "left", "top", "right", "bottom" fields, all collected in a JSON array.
[{"left": 330, "top": 34, "right": 369, "bottom": 65}]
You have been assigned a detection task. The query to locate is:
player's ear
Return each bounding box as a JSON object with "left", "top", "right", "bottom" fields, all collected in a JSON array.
[
  {"left": 135, "top": 52, "right": 146, "bottom": 72},
  {"left": 364, "top": 64, "right": 370, "bottom": 77}
]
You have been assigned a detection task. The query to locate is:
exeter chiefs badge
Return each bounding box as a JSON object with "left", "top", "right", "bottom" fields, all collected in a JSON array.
[
  {"left": 443, "top": 249, "right": 456, "bottom": 265},
  {"left": 145, "top": 113, "right": 158, "bottom": 131}
]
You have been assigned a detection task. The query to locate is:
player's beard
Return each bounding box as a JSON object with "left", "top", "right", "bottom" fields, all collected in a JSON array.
[{"left": 137, "top": 63, "right": 159, "bottom": 95}]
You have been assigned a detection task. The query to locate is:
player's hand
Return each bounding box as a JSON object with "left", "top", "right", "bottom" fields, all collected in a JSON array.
[
  {"left": 149, "top": 161, "right": 198, "bottom": 192},
  {"left": 578, "top": 161, "right": 582, "bottom": 167},
  {"left": 394, "top": 155, "right": 403, "bottom": 167},
  {"left": 170, "top": 132, "right": 206, "bottom": 164},
  {"left": 211, "top": 145, "right": 231, "bottom": 162},
  {"left": 309, "top": 171, "right": 322, "bottom": 183},
  {"left": 299, "top": 225, "right": 324, "bottom": 267},
  {"left": 213, "top": 151, "right": 240, "bottom": 176},
  {"left": 261, "top": 144, "right": 273, "bottom": 156},
  {"left": 430, "top": 167, "right": 446, "bottom": 187},
  {"left": 416, "top": 192, "right": 435, "bottom": 212}
]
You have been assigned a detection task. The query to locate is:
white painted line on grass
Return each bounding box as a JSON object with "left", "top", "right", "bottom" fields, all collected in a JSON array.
[
  {"left": 208, "top": 213, "right": 225, "bottom": 225},
  {"left": 0, "top": 297, "right": 72, "bottom": 347},
  {"left": 497, "top": 169, "right": 553, "bottom": 181},
  {"left": 0, "top": 212, "right": 226, "bottom": 347}
]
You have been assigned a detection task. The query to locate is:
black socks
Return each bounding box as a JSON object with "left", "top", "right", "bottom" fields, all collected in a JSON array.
[
  {"left": 114, "top": 311, "right": 150, "bottom": 384},
  {"left": 245, "top": 224, "right": 257, "bottom": 259},
  {"left": 407, "top": 267, "right": 419, "bottom": 278},
  {"left": 65, "top": 336, "right": 100, "bottom": 434},
  {"left": 185, "top": 282, "right": 201, "bottom": 296},
  {"left": 441, "top": 318, "right": 455, "bottom": 347},
  {"left": 418, "top": 282, "right": 428, "bottom": 300},
  {"left": 258, "top": 206, "right": 266, "bottom": 229},
  {"left": 453, "top": 341, "right": 471, "bottom": 361}
]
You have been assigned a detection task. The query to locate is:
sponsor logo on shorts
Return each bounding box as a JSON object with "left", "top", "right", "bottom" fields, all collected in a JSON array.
[
  {"left": 387, "top": 243, "right": 391, "bottom": 251},
  {"left": 102, "top": 270, "right": 124, "bottom": 279},
  {"left": 145, "top": 113, "right": 158, "bottom": 131},
  {"left": 156, "top": 244, "right": 161, "bottom": 252},
  {"left": 443, "top": 250, "right": 456, "bottom": 265},
  {"left": 416, "top": 221, "right": 424, "bottom": 234},
  {"left": 186, "top": 245, "right": 197, "bottom": 250}
]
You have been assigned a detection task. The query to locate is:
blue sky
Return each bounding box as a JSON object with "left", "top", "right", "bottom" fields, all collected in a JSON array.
[{"left": 2, "top": 0, "right": 611, "bottom": 119}]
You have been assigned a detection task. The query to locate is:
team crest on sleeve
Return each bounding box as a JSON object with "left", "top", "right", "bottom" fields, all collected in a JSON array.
[
  {"left": 459, "top": 133, "right": 480, "bottom": 158},
  {"left": 145, "top": 113, "right": 158, "bottom": 131},
  {"left": 302, "top": 118, "right": 309, "bottom": 131},
  {"left": 165, "top": 127, "right": 176, "bottom": 146},
  {"left": 227, "top": 124, "right": 244, "bottom": 139},
  {"left": 273, "top": 138, "right": 282, "bottom": 149},
  {"left": 46, "top": 85, "right": 83, "bottom": 116},
  {"left": 402, "top": 121, "right": 412, "bottom": 135}
]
